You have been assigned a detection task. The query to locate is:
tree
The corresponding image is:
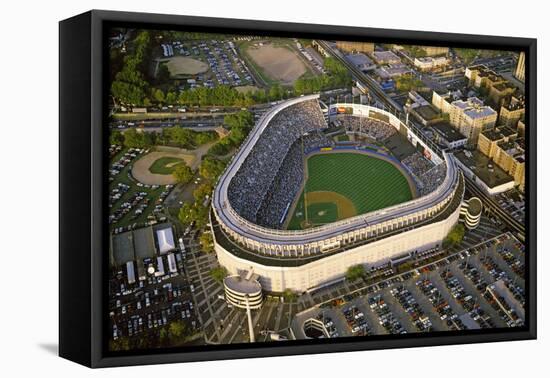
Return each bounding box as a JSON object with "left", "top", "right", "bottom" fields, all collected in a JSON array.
[
  {"left": 209, "top": 266, "right": 228, "bottom": 283},
  {"left": 172, "top": 164, "right": 193, "bottom": 184},
  {"left": 153, "top": 88, "right": 165, "bottom": 105},
  {"left": 282, "top": 289, "right": 297, "bottom": 303},
  {"left": 109, "top": 130, "right": 124, "bottom": 146},
  {"left": 443, "top": 224, "right": 466, "bottom": 248},
  {"left": 168, "top": 320, "right": 186, "bottom": 339},
  {"left": 199, "top": 231, "right": 214, "bottom": 253},
  {"left": 178, "top": 202, "right": 209, "bottom": 229},
  {"left": 123, "top": 128, "right": 152, "bottom": 148},
  {"left": 157, "top": 63, "right": 171, "bottom": 83},
  {"left": 199, "top": 156, "right": 226, "bottom": 182},
  {"left": 193, "top": 183, "right": 213, "bottom": 203},
  {"left": 345, "top": 264, "right": 366, "bottom": 282}
]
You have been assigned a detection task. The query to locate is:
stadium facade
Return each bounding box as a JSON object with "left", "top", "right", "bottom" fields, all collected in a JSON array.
[{"left": 211, "top": 95, "right": 464, "bottom": 292}]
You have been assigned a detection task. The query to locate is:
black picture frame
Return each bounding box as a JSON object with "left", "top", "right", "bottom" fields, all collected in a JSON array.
[{"left": 59, "top": 9, "right": 537, "bottom": 368}]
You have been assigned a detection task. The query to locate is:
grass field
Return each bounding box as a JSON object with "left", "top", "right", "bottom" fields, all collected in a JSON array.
[
  {"left": 148, "top": 157, "right": 185, "bottom": 175},
  {"left": 287, "top": 153, "right": 414, "bottom": 230}
]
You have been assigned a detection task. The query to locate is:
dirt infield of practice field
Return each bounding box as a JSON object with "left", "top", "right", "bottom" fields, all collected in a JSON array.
[
  {"left": 131, "top": 147, "right": 197, "bottom": 185},
  {"left": 163, "top": 56, "right": 209, "bottom": 77},
  {"left": 246, "top": 43, "right": 307, "bottom": 85}
]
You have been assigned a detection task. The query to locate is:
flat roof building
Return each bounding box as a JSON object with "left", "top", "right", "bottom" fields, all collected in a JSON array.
[
  {"left": 454, "top": 150, "right": 514, "bottom": 195},
  {"left": 432, "top": 122, "right": 468, "bottom": 149},
  {"left": 414, "top": 56, "right": 449, "bottom": 71},
  {"left": 345, "top": 53, "right": 376, "bottom": 71},
  {"left": 336, "top": 41, "right": 374, "bottom": 54},
  {"left": 372, "top": 50, "right": 401, "bottom": 65}
]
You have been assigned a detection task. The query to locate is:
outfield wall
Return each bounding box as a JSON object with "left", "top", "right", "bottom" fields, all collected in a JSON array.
[{"left": 215, "top": 200, "right": 462, "bottom": 292}]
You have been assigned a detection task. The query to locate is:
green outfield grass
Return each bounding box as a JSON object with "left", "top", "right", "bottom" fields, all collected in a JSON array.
[
  {"left": 148, "top": 157, "right": 185, "bottom": 175},
  {"left": 287, "top": 153, "right": 414, "bottom": 230}
]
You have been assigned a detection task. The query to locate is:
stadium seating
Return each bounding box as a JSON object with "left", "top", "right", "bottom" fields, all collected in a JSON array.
[{"left": 227, "top": 99, "right": 327, "bottom": 223}]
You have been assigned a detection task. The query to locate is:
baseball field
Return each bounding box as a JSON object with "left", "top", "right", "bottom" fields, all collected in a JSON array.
[{"left": 286, "top": 152, "right": 416, "bottom": 230}]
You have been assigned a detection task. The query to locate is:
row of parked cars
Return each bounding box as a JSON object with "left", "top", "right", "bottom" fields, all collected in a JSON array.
[
  {"left": 390, "top": 285, "right": 432, "bottom": 332},
  {"left": 497, "top": 245, "right": 525, "bottom": 279},
  {"left": 368, "top": 294, "right": 406, "bottom": 334},
  {"left": 315, "top": 313, "right": 339, "bottom": 338},
  {"left": 440, "top": 270, "right": 495, "bottom": 329},
  {"left": 342, "top": 306, "right": 372, "bottom": 336},
  {"left": 416, "top": 278, "right": 466, "bottom": 330}
]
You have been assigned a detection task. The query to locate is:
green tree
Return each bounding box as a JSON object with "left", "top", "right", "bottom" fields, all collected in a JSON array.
[
  {"left": 345, "top": 264, "right": 366, "bottom": 281},
  {"left": 193, "top": 183, "right": 213, "bottom": 203},
  {"left": 443, "top": 224, "right": 466, "bottom": 248},
  {"left": 122, "top": 128, "right": 151, "bottom": 148},
  {"left": 199, "top": 231, "right": 214, "bottom": 253},
  {"left": 178, "top": 202, "right": 209, "bottom": 229},
  {"left": 157, "top": 63, "right": 171, "bottom": 83},
  {"left": 172, "top": 164, "right": 193, "bottom": 184},
  {"left": 199, "top": 156, "right": 226, "bottom": 182},
  {"left": 109, "top": 130, "right": 124, "bottom": 146},
  {"left": 209, "top": 266, "right": 228, "bottom": 283},
  {"left": 153, "top": 88, "right": 165, "bottom": 104},
  {"left": 282, "top": 289, "right": 297, "bottom": 303},
  {"left": 168, "top": 320, "right": 186, "bottom": 339}
]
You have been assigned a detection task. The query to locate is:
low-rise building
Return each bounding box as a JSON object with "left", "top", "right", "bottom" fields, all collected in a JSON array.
[
  {"left": 336, "top": 41, "right": 374, "bottom": 54},
  {"left": 345, "top": 53, "right": 376, "bottom": 71},
  {"left": 372, "top": 50, "right": 402, "bottom": 65},
  {"left": 414, "top": 56, "right": 449, "bottom": 71},
  {"left": 432, "top": 122, "right": 468, "bottom": 149},
  {"left": 375, "top": 64, "right": 412, "bottom": 79},
  {"left": 454, "top": 150, "right": 515, "bottom": 195}
]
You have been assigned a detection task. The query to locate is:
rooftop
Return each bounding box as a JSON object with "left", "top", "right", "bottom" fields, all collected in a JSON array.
[
  {"left": 414, "top": 104, "right": 441, "bottom": 121},
  {"left": 455, "top": 150, "right": 514, "bottom": 188},
  {"left": 224, "top": 274, "right": 262, "bottom": 295},
  {"left": 372, "top": 50, "right": 401, "bottom": 63},
  {"left": 481, "top": 129, "right": 503, "bottom": 142},
  {"left": 432, "top": 122, "right": 468, "bottom": 143},
  {"left": 467, "top": 197, "right": 483, "bottom": 216},
  {"left": 346, "top": 53, "right": 374, "bottom": 67}
]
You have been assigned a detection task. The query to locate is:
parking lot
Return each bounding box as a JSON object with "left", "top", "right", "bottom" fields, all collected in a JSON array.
[
  {"left": 160, "top": 39, "right": 256, "bottom": 90},
  {"left": 109, "top": 145, "right": 173, "bottom": 233},
  {"left": 184, "top": 230, "right": 298, "bottom": 344},
  {"left": 109, "top": 234, "right": 203, "bottom": 350},
  {"left": 290, "top": 230, "right": 526, "bottom": 338}
]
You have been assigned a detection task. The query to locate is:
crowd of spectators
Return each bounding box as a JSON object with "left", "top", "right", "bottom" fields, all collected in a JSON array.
[
  {"left": 256, "top": 131, "right": 333, "bottom": 228},
  {"left": 340, "top": 115, "right": 397, "bottom": 141},
  {"left": 228, "top": 100, "right": 327, "bottom": 223},
  {"left": 402, "top": 152, "right": 446, "bottom": 196}
]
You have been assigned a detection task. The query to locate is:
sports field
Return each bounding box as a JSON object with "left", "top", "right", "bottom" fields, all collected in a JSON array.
[
  {"left": 287, "top": 152, "right": 415, "bottom": 230},
  {"left": 148, "top": 157, "right": 185, "bottom": 175}
]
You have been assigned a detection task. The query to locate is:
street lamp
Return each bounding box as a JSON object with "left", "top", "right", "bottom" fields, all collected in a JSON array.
[{"left": 238, "top": 294, "right": 255, "bottom": 343}]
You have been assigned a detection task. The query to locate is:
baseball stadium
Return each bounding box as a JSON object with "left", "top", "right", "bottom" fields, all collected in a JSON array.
[{"left": 211, "top": 94, "right": 464, "bottom": 292}]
